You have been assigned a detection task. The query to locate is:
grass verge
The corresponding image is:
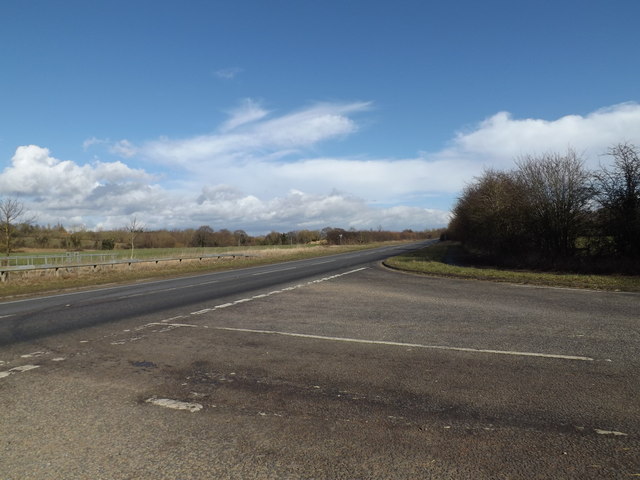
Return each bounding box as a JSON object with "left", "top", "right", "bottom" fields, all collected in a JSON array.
[
  {"left": 0, "top": 243, "right": 404, "bottom": 300},
  {"left": 384, "top": 242, "right": 640, "bottom": 292}
]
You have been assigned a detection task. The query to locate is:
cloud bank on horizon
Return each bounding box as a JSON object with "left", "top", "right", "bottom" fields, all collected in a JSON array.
[{"left": 2, "top": 101, "right": 640, "bottom": 234}]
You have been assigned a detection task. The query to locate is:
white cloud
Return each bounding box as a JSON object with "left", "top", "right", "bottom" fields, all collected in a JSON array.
[
  {"left": 82, "top": 136, "right": 107, "bottom": 150},
  {"left": 140, "top": 101, "right": 371, "bottom": 166},
  {"left": 445, "top": 102, "right": 640, "bottom": 169},
  {"left": 4, "top": 101, "right": 640, "bottom": 234},
  {"left": 219, "top": 98, "right": 269, "bottom": 133},
  {"left": 0, "top": 145, "right": 160, "bottom": 225},
  {"left": 109, "top": 139, "right": 137, "bottom": 158},
  {"left": 186, "top": 186, "right": 449, "bottom": 232}
]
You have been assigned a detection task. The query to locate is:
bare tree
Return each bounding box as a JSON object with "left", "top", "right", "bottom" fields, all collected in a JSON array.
[
  {"left": 592, "top": 142, "right": 640, "bottom": 257},
  {"left": 449, "top": 169, "right": 528, "bottom": 256},
  {"left": 191, "top": 225, "right": 214, "bottom": 248},
  {"left": 125, "top": 216, "right": 145, "bottom": 258},
  {"left": 515, "top": 149, "right": 592, "bottom": 258},
  {"left": 0, "top": 198, "right": 32, "bottom": 255}
]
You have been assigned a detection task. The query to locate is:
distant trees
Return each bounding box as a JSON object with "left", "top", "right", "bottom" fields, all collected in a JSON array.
[
  {"left": 448, "top": 143, "right": 640, "bottom": 270},
  {"left": 1, "top": 207, "right": 439, "bottom": 253},
  {"left": 191, "top": 226, "right": 214, "bottom": 247}
]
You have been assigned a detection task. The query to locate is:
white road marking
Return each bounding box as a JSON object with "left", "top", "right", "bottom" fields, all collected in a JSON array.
[
  {"left": 594, "top": 429, "right": 628, "bottom": 436},
  {"left": 0, "top": 364, "right": 40, "bottom": 379},
  {"left": 118, "top": 280, "right": 220, "bottom": 300},
  {"left": 119, "top": 293, "right": 145, "bottom": 299},
  {"left": 190, "top": 267, "right": 368, "bottom": 316},
  {"left": 212, "top": 327, "right": 595, "bottom": 362},
  {"left": 162, "top": 315, "right": 186, "bottom": 322},
  {"left": 252, "top": 266, "right": 297, "bottom": 276},
  {"left": 146, "top": 322, "right": 198, "bottom": 328},
  {"left": 0, "top": 314, "right": 15, "bottom": 319},
  {"left": 145, "top": 397, "right": 203, "bottom": 412},
  {"left": 21, "top": 351, "right": 46, "bottom": 358}
]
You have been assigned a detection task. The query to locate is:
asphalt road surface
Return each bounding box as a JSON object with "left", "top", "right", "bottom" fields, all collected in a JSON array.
[{"left": 1, "top": 247, "right": 638, "bottom": 479}]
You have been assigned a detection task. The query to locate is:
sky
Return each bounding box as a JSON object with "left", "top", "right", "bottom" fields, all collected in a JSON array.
[{"left": 1, "top": 0, "right": 640, "bottom": 235}]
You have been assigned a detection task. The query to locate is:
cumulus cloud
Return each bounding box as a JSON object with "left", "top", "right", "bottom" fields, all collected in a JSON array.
[
  {"left": 444, "top": 102, "right": 640, "bottom": 169},
  {"left": 0, "top": 145, "right": 160, "bottom": 224},
  {"left": 3, "top": 101, "right": 640, "bottom": 233},
  {"left": 187, "top": 186, "right": 449, "bottom": 232}
]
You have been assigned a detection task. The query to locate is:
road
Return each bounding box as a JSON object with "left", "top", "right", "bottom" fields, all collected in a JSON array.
[
  {"left": 1, "top": 243, "right": 638, "bottom": 479},
  {"left": 0, "top": 241, "right": 434, "bottom": 345}
]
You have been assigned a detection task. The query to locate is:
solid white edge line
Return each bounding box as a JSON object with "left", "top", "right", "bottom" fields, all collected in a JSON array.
[{"left": 212, "top": 327, "right": 594, "bottom": 362}]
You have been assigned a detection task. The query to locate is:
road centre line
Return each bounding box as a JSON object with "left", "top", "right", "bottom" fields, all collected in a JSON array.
[
  {"left": 252, "top": 266, "right": 298, "bottom": 276},
  {"left": 147, "top": 322, "right": 198, "bottom": 328},
  {"left": 119, "top": 280, "right": 221, "bottom": 299},
  {"left": 212, "top": 327, "right": 595, "bottom": 362}
]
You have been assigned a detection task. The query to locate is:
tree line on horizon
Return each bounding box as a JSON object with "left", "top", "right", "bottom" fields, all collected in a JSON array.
[
  {"left": 446, "top": 142, "right": 640, "bottom": 273},
  {"left": 0, "top": 207, "right": 442, "bottom": 255}
]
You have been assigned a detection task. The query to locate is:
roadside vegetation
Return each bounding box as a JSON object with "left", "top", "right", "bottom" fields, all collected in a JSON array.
[
  {"left": 446, "top": 143, "right": 640, "bottom": 275},
  {"left": 0, "top": 240, "right": 436, "bottom": 300},
  {"left": 386, "top": 142, "right": 640, "bottom": 292},
  {"left": 0, "top": 200, "right": 443, "bottom": 298},
  {"left": 385, "top": 241, "right": 640, "bottom": 292}
]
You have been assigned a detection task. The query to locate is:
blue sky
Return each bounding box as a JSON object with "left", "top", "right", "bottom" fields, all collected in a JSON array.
[{"left": 1, "top": 0, "right": 640, "bottom": 234}]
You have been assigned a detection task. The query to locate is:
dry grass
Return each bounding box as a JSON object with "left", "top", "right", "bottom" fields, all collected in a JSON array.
[{"left": 0, "top": 243, "right": 400, "bottom": 299}]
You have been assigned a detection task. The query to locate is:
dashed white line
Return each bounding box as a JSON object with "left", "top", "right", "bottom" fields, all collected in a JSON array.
[
  {"left": 146, "top": 322, "right": 198, "bottom": 328},
  {"left": 189, "top": 267, "right": 368, "bottom": 317},
  {"left": 215, "top": 303, "right": 234, "bottom": 309},
  {"left": 212, "top": 327, "right": 595, "bottom": 362}
]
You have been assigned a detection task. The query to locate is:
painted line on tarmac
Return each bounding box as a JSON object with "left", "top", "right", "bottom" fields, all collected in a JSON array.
[
  {"left": 212, "top": 327, "right": 595, "bottom": 362},
  {"left": 0, "top": 364, "right": 40, "bottom": 379},
  {"left": 191, "top": 267, "right": 368, "bottom": 316},
  {"left": 251, "top": 266, "right": 298, "bottom": 276}
]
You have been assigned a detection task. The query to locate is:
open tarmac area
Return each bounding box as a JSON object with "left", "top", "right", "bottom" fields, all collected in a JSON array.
[{"left": 1, "top": 264, "right": 638, "bottom": 479}]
